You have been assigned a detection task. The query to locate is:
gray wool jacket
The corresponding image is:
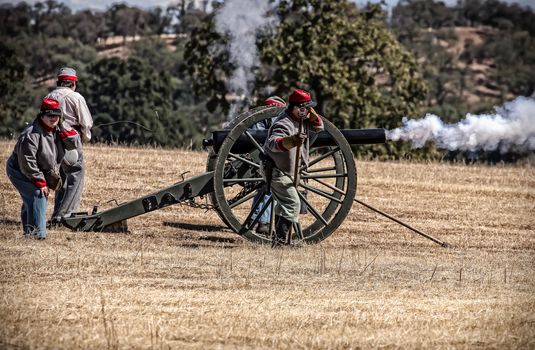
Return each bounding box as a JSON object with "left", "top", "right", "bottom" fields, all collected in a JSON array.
[
  {"left": 264, "top": 110, "right": 324, "bottom": 174},
  {"left": 7, "top": 118, "right": 79, "bottom": 187}
]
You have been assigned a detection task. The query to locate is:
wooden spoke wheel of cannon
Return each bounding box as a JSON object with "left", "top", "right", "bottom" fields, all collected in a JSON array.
[
  {"left": 206, "top": 106, "right": 284, "bottom": 227},
  {"left": 211, "top": 108, "right": 357, "bottom": 245}
]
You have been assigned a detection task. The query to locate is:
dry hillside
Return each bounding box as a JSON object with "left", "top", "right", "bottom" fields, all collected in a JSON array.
[{"left": 0, "top": 141, "right": 534, "bottom": 349}]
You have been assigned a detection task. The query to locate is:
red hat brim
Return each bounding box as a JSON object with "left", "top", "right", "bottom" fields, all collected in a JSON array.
[
  {"left": 58, "top": 75, "right": 78, "bottom": 81},
  {"left": 40, "top": 109, "right": 62, "bottom": 116}
]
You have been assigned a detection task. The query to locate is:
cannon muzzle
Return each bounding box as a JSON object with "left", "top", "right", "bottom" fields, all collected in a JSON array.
[{"left": 204, "top": 128, "right": 386, "bottom": 153}]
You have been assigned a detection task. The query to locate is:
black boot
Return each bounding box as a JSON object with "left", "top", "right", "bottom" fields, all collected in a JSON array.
[
  {"left": 273, "top": 216, "right": 291, "bottom": 248},
  {"left": 256, "top": 222, "right": 270, "bottom": 235}
]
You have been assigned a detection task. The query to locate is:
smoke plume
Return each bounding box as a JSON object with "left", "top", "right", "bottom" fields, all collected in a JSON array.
[
  {"left": 386, "top": 96, "right": 535, "bottom": 153},
  {"left": 215, "top": 0, "right": 277, "bottom": 117}
]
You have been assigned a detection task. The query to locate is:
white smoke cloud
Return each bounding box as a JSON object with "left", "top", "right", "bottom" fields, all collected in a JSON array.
[
  {"left": 386, "top": 96, "right": 535, "bottom": 153},
  {"left": 214, "top": 0, "right": 277, "bottom": 117}
]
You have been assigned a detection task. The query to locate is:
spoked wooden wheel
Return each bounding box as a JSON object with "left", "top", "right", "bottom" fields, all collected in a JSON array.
[
  {"left": 212, "top": 109, "right": 357, "bottom": 245},
  {"left": 206, "top": 106, "right": 284, "bottom": 227}
]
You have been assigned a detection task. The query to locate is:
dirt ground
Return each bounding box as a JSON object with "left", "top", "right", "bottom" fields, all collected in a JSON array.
[{"left": 1, "top": 141, "right": 534, "bottom": 349}]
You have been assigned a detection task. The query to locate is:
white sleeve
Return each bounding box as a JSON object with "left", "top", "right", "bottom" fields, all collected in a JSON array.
[{"left": 76, "top": 95, "right": 93, "bottom": 142}]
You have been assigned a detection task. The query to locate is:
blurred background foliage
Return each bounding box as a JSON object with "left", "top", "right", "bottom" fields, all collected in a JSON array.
[{"left": 1, "top": 0, "right": 534, "bottom": 161}]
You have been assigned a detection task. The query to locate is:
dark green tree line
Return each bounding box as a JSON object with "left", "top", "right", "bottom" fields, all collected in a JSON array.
[
  {"left": 1, "top": 0, "right": 533, "bottom": 161},
  {"left": 184, "top": 0, "right": 429, "bottom": 158},
  {"left": 82, "top": 57, "right": 197, "bottom": 147}
]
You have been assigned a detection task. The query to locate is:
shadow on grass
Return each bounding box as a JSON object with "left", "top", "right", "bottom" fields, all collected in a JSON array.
[
  {"left": 1, "top": 219, "right": 21, "bottom": 227},
  {"left": 163, "top": 221, "right": 229, "bottom": 232},
  {"left": 177, "top": 242, "right": 236, "bottom": 249},
  {"left": 163, "top": 221, "right": 242, "bottom": 247}
]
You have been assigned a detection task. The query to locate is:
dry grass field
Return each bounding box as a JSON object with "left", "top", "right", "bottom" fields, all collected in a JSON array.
[{"left": 1, "top": 140, "right": 534, "bottom": 349}]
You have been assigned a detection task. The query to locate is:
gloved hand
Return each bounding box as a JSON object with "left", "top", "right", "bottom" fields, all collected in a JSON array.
[
  {"left": 309, "top": 108, "right": 322, "bottom": 123},
  {"left": 282, "top": 132, "right": 307, "bottom": 150},
  {"left": 44, "top": 168, "right": 63, "bottom": 191}
]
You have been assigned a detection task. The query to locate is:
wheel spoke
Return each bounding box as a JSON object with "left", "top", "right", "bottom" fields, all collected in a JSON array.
[
  {"left": 310, "top": 177, "right": 347, "bottom": 196},
  {"left": 302, "top": 173, "right": 347, "bottom": 179},
  {"left": 268, "top": 198, "right": 275, "bottom": 238},
  {"left": 298, "top": 191, "right": 328, "bottom": 226},
  {"left": 292, "top": 222, "right": 304, "bottom": 240},
  {"left": 252, "top": 196, "right": 273, "bottom": 228},
  {"left": 240, "top": 195, "right": 273, "bottom": 233},
  {"left": 304, "top": 147, "right": 340, "bottom": 170},
  {"left": 228, "top": 153, "right": 260, "bottom": 169},
  {"left": 299, "top": 183, "right": 343, "bottom": 204},
  {"left": 306, "top": 166, "right": 337, "bottom": 173},
  {"left": 223, "top": 177, "right": 264, "bottom": 183},
  {"left": 245, "top": 130, "right": 265, "bottom": 154},
  {"left": 239, "top": 191, "right": 264, "bottom": 231},
  {"left": 229, "top": 190, "right": 258, "bottom": 208}
]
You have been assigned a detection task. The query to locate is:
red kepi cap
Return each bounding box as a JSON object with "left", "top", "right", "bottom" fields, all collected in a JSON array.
[
  {"left": 57, "top": 67, "right": 78, "bottom": 82},
  {"left": 263, "top": 96, "right": 286, "bottom": 107},
  {"left": 288, "top": 89, "right": 316, "bottom": 108},
  {"left": 39, "top": 98, "right": 62, "bottom": 116}
]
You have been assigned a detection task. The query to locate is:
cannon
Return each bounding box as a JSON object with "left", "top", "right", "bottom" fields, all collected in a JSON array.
[{"left": 62, "top": 106, "right": 386, "bottom": 245}]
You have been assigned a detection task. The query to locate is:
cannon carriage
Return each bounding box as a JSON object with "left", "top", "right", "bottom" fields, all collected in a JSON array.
[{"left": 62, "top": 106, "right": 386, "bottom": 245}]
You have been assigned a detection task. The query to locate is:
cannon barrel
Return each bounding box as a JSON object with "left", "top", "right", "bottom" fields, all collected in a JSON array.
[{"left": 204, "top": 128, "right": 386, "bottom": 153}]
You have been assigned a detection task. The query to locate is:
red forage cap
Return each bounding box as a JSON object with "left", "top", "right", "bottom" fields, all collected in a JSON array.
[
  {"left": 288, "top": 89, "right": 316, "bottom": 108},
  {"left": 263, "top": 96, "right": 286, "bottom": 107},
  {"left": 57, "top": 67, "right": 78, "bottom": 81},
  {"left": 40, "top": 98, "right": 62, "bottom": 116},
  {"left": 41, "top": 98, "right": 60, "bottom": 110}
]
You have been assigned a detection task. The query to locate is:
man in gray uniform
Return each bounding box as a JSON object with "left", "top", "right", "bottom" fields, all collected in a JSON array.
[
  {"left": 264, "top": 89, "right": 324, "bottom": 246},
  {"left": 46, "top": 67, "right": 93, "bottom": 221}
]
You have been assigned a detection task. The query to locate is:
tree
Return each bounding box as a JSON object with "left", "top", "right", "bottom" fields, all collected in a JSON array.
[
  {"left": 185, "top": 0, "right": 427, "bottom": 131},
  {"left": 171, "top": 1, "right": 209, "bottom": 34},
  {"left": 31, "top": 1, "right": 72, "bottom": 37},
  {"left": 260, "top": 1, "right": 428, "bottom": 130},
  {"left": 392, "top": 0, "right": 456, "bottom": 30},
  {"left": 130, "top": 36, "right": 225, "bottom": 142},
  {"left": 105, "top": 4, "right": 153, "bottom": 42},
  {"left": 83, "top": 57, "right": 196, "bottom": 147},
  {"left": 184, "top": 9, "right": 231, "bottom": 113},
  {"left": 0, "top": 42, "right": 36, "bottom": 138},
  {"left": 69, "top": 10, "right": 109, "bottom": 45},
  {"left": 0, "top": 3, "right": 33, "bottom": 37}
]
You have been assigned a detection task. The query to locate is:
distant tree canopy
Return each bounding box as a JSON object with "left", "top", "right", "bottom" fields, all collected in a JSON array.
[
  {"left": 0, "top": 42, "right": 36, "bottom": 137},
  {"left": 0, "top": 0, "right": 217, "bottom": 147},
  {"left": 392, "top": 0, "right": 535, "bottom": 117},
  {"left": 262, "top": 1, "right": 428, "bottom": 130},
  {"left": 186, "top": 0, "right": 428, "bottom": 131},
  {"left": 0, "top": 0, "right": 533, "bottom": 161},
  {"left": 393, "top": 0, "right": 535, "bottom": 35},
  {"left": 83, "top": 57, "right": 196, "bottom": 147}
]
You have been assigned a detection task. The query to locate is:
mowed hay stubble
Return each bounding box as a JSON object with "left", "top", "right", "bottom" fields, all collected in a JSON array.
[{"left": 1, "top": 140, "right": 534, "bottom": 349}]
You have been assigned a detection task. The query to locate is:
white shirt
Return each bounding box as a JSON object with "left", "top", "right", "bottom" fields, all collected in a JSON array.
[{"left": 46, "top": 87, "right": 93, "bottom": 143}]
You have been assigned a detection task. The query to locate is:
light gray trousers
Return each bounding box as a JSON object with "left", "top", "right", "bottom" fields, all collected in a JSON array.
[
  {"left": 270, "top": 169, "right": 300, "bottom": 223},
  {"left": 53, "top": 138, "right": 84, "bottom": 219}
]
